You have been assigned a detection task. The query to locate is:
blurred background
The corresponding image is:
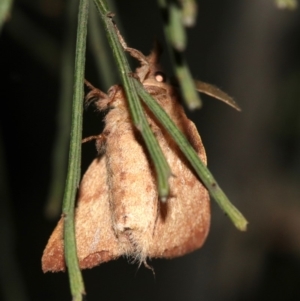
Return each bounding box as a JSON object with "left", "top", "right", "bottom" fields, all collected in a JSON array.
[{"left": 1, "top": 0, "right": 300, "bottom": 300}]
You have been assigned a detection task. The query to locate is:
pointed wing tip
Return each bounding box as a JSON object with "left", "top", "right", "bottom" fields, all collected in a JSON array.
[
  {"left": 194, "top": 79, "right": 242, "bottom": 111},
  {"left": 228, "top": 101, "right": 242, "bottom": 112}
]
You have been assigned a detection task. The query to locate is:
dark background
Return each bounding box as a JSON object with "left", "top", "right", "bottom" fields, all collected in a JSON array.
[{"left": 1, "top": 0, "right": 300, "bottom": 300}]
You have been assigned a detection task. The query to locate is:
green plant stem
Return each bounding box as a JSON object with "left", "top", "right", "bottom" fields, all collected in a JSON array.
[
  {"left": 134, "top": 79, "right": 248, "bottom": 230},
  {"left": 62, "top": 0, "right": 89, "bottom": 299},
  {"left": 93, "top": 0, "right": 171, "bottom": 199}
]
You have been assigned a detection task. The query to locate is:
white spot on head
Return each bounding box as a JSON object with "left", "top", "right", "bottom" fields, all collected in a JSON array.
[{"left": 155, "top": 71, "right": 165, "bottom": 83}]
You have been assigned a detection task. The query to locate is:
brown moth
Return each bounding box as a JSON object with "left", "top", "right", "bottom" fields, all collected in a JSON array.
[{"left": 42, "top": 45, "right": 211, "bottom": 272}]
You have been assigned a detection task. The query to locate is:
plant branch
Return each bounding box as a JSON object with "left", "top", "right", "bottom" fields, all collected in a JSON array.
[{"left": 62, "top": 0, "right": 89, "bottom": 299}]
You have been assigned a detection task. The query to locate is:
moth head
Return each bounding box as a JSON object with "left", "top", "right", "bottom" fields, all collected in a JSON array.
[
  {"left": 136, "top": 41, "right": 172, "bottom": 95},
  {"left": 144, "top": 42, "right": 166, "bottom": 82}
]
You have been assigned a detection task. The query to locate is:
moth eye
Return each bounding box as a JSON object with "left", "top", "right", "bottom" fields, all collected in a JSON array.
[{"left": 154, "top": 71, "right": 166, "bottom": 83}]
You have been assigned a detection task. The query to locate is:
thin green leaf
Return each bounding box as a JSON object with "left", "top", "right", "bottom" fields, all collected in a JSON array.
[{"left": 62, "top": 0, "right": 89, "bottom": 299}]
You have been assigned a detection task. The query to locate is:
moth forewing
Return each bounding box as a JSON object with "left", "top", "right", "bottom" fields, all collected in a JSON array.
[
  {"left": 194, "top": 80, "right": 241, "bottom": 111},
  {"left": 42, "top": 156, "right": 121, "bottom": 272},
  {"left": 146, "top": 111, "right": 210, "bottom": 258},
  {"left": 142, "top": 75, "right": 210, "bottom": 256}
]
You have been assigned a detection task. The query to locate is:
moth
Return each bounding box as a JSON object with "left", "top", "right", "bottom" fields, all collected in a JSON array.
[{"left": 42, "top": 43, "right": 237, "bottom": 272}]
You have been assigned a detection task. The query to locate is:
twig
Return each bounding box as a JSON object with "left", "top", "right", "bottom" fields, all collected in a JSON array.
[{"left": 62, "top": 0, "right": 89, "bottom": 299}]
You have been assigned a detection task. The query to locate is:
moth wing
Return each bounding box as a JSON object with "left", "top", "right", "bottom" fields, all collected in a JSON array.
[
  {"left": 42, "top": 155, "right": 121, "bottom": 272},
  {"left": 148, "top": 119, "right": 210, "bottom": 258},
  {"left": 194, "top": 79, "right": 241, "bottom": 111}
]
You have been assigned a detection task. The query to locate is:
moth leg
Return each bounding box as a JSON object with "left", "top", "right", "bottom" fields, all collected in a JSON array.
[
  {"left": 85, "top": 80, "right": 120, "bottom": 111},
  {"left": 109, "top": 14, "right": 149, "bottom": 66},
  {"left": 115, "top": 26, "right": 148, "bottom": 65},
  {"left": 125, "top": 47, "right": 150, "bottom": 83},
  {"left": 82, "top": 135, "right": 102, "bottom": 143},
  {"left": 85, "top": 80, "right": 108, "bottom": 105},
  {"left": 107, "top": 84, "right": 121, "bottom": 101},
  {"left": 113, "top": 24, "right": 150, "bottom": 82},
  {"left": 126, "top": 47, "right": 148, "bottom": 66},
  {"left": 82, "top": 134, "right": 107, "bottom": 154}
]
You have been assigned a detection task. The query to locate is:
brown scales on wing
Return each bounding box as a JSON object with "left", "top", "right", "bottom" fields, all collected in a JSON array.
[{"left": 42, "top": 45, "right": 210, "bottom": 272}]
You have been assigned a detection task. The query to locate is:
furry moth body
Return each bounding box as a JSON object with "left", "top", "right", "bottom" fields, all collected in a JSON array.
[{"left": 42, "top": 46, "right": 210, "bottom": 272}]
